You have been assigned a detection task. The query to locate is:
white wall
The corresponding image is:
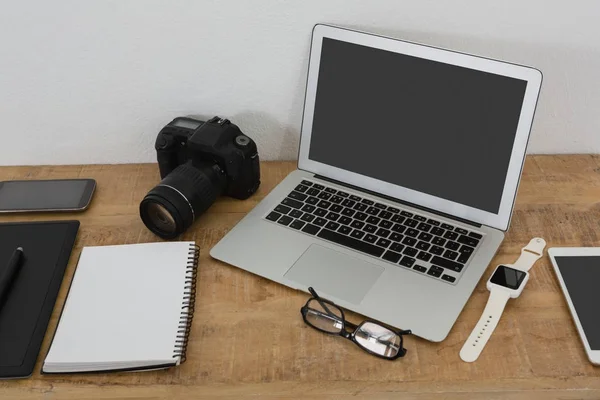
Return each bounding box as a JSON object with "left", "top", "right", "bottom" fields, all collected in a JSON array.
[{"left": 1, "top": 0, "right": 599, "bottom": 165}]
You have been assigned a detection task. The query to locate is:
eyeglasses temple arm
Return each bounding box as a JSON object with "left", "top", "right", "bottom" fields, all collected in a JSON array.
[{"left": 308, "top": 287, "right": 341, "bottom": 319}]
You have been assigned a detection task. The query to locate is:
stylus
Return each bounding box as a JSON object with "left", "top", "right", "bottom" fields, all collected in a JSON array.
[{"left": 0, "top": 247, "right": 24, "bottom": 311}]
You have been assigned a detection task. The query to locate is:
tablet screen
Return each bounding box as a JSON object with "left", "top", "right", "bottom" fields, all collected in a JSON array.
[{"left": 554, "top": 256, "right": 600, "bottom": 350}]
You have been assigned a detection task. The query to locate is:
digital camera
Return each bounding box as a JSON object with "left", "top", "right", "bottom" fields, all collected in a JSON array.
[{"left": 140, "top": 116, "right": 260, "bottom": 239}]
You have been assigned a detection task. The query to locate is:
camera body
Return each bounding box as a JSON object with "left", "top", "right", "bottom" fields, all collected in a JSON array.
[
  {"left": 140, "top": 116, "right": 260, "bottom": 239},
  {"left": 156, "top": 116, "right": 260, "bottom": 200}
]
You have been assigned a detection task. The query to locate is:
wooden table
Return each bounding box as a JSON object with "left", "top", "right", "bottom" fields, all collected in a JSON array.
[{"left": 1, "top": 156, "right": 600, "bottom": 399}]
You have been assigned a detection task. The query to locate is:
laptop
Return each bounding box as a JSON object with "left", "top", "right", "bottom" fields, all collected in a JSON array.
[{"left": 211, "top": 24, "right": 542, "bottom": 342}]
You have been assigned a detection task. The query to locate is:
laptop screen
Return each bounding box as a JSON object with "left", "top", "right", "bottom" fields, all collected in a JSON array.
[{"left": 308, "top": 38, "right": 528, "bottom": 214}]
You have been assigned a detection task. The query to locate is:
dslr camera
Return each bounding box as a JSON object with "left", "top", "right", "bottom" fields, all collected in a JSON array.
[{"left": 140, "top": 116, "right": 260, "bottom": 239}]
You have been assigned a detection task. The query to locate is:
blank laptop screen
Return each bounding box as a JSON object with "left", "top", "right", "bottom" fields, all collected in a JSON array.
[{"left": 308, "top": 38, "right": 528, "bottom": 214}]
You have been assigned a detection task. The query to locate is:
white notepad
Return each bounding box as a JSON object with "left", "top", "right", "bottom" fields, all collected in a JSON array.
[{"left": 43, "top": 242, "right": 198, "bottom": 373}]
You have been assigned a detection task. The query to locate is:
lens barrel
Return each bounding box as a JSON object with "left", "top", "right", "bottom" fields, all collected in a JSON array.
[{"left": 140, "top": 162, "right": 226, "bottom": 239}]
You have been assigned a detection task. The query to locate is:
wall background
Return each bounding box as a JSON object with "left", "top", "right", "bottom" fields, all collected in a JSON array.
[{"left": 1, "top": 0, "right": 599, "bottom": 165}]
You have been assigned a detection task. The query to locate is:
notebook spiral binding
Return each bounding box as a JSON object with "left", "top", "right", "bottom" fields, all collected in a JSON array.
[{"left": 173, "top": 244, "right": 200, "bottom": 363}]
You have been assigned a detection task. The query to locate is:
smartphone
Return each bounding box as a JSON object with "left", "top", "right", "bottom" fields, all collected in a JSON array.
[
  {"left": 0, "top": 179, "right": 96, "bottom": 213},
  {"left": 548, "top": 247, "right": 600, "bottom": 365}
]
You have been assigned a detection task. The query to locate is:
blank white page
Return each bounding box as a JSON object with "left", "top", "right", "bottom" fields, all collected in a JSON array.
[{"left": 45, "top": 242, "right": 194, "bottom": 366}]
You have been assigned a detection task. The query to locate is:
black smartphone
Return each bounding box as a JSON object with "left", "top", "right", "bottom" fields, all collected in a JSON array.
[{"left": 0, "top": 179, "right": 96, "bottom": 213}]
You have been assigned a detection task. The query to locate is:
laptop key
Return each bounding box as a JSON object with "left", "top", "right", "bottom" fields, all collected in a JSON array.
[
  {"left": 375, "top": 202, "right": 387, "bottom": 209},
  {"left": 354, "top": 212, "right": 368, "bottom": 221},
  {"left": 406, "top": 228, "right": 419, "bottom": 237},
  {"left": 457, "top": 235, "right": 479, "bottom": 247},
  {"left": 338, "top": 225, "right": 352, "bottom": 235},
  {"left": 306, "top": 196, "right": 319, "bottom": 205},
  {"left": 354, "top": 203, "right": 368, "bottom": 212},
  {"left": 278, "top": 215, "right": 293, "bottom": 226},
  {"left": 404, "top": 219, "right": 419, "bottom": 228},
  {"left": 350, "top": 230, "right": 365, "bottom": 239},
  {"left": 295, "top": 184, "right": 309, "bottom": 193},
  {"left": 418, "top": 232, "right": 433, "bottom": 242},
  {"left": 413, "top": 215, "right": 426, "bottom": 222},
  {"left": 457, "top": 253, "right": 471, "bottom": 264},
  {"left": 444, "top": 250, "right": 459, "bottom": 260},
  {"left": 399, "top": 256, "right": 415, "bottom": 268},
  {"left": 366, "top": 207, "right": 379, "bottom": 216},
  {"left": 290, "top": 209, "right": 303, "bottom": 219},
  {"left": 275, "top": 204, "right": 292, "bottom": 214},
  {"left": 301, "top": 213, "right": 315, "bottom": 223},
  {"left": 350, "top": 195, "right": 361, "bottom": 202},
  {"left": 282, "top": 198, "right": 303, "bottom": 209},
  {"left": 427, "top": 266, "right": 443, "bottom": 277},
  {"left": 445, "top": 241, "right": 460, "bottom": 250},
  {"left": 331, "top": 195, "right": 344, "bottom": 204},
  {"left": 317, "top": 200, "right": 332, "bottom": 209},
  {"left": 330, "top": 204, "right": 343, "bottom": 213},
  {"left": 403, "top": 247, "right": 418, "bottom": 257},
  {"left": 441, "top": 223, "right": 454, "bottom": 230},
  {"left": 417, "top": 222, "right": 431, "bottom": 232},
  {"left": 441, "top": 274, "right": 456, "bottom": 283},
  {"left": 325, "top": 187, "right": 337, "bottom": 194},
  {"left": 390, "top": 242, "right": 404, "bottom": 252},
  {"left": 455, "top": 227, "right": 468, "bottom": 235},
  {"left": 337, "top": 191, "right": 349, "bottom": 198},
  {"left": 364, "top": 234, "right": 378, "bottom": 243},
  {"left": 469, "top": 232, "right": 483, "bottom": 239},
  {"left": 383, "top": 250, "right": 402, "bottom": 263},
  {"left": 290, "top": 220, "right": 306, "bottom": 230},
  {"left": 392, "top": 224, "right": 406, "bottom": 233},
  {"left": 376, "top": 238, "right": 391, "bottom": 248},
  {"left": 417, "top": 251, "right": 432, "bottom": 262},
  {"left": 362, "top": 199, "right": 374, "bottom": 205},
  {"left": 390, "top": 233, "right": 403, "bottom": 242},
  {"left": 379, "top": 211, "right": 393, "bottom": 220},
  {"left": 400, "top": 211, "right": 413, "bottom": 217},
  {"left": 431, "top": 227, "right": 445, "bottom": 236},
  {"left": 325, "top": 212, "right": 340, "bottom": 221},
  {"left": 317, "top": 192, "right": 332, "bottom": 200},
  {"left": 351, "top": 220, "right": 365, "bottom": 229},
  {"left": 443, "top": 231, "right": 459, "bottom": 240},
  {"left": 313, "top": 217, "right": 327, "bottom": 226},
  {"left": 391, "top": 215, "right": 405, "bottom": 224},
  {"left": 266, "top": 211, "right": 281, "bottom": 221},
  {"left": 431, "top": 256, "right": 463, "bottom": 272},
  {"left": 432, "top": 237, "right": 446, "bottom": 246},
  {"left": 366, "top": 216, "right": 381, "bottom": 225},
  {"left": 307, "top": 188, "right": 320, "bottom": 196},
  {"left": 459, "top": 245, "right": 475, "bottom": 255},
  {"left": 302, "top": 223, "right": 320, "bottom": 235},
  {"left": 387, "top": 207, "right": 400, "bottom": 213},
  {"left": 301, "top": 204, "right": 316, "bottom": 213},
  {"left": 342, "top": 199, "right": 356, "bottom": 207},
  {"left": 364, "top": 224, "right": 377, "bottom": 233},
  {"left": 313, "top": 208, "right": 327, "bottom": 217},
  {"left": 301, "top": 180, "right": 313, "bottom": 186},
  {"left": 313, "top": 184, "right": 325, "bottom": 190},
  {"left": 427, "top": 219, "right": 440, "bottom": 226},
  {"left": 402, "top": 237, "right": 417, "bottom": 246},
  {"left": 413, "top": 264, "right": 427, "bottom": 273},
  {"left": 376, "top": 228, "right": 391, "bottom": 238},
  {"left": 317, "top": 229, "right": 385, "bottom": 257},
  {"left": 379, "top": 220, "right": 393, "bottom": 229},
  {"left": 430, "top": 245, "right": 444, "bottom": 255},
  {"left": 341, "top": 208, "right": 355, "bottom": 217},
  {"left": 325, "top": 221, "right": 340, "bottom": 230},
  {"left": 338, "top": 216, "right": 352, "bottom": 225},
  {"left": 416, "top": 241, "right": 430, "bottom": 251}
]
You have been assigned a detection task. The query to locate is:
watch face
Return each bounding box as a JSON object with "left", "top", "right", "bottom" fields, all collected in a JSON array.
[{"left": 490, "top": 265, "right": 527, "bottom": 290}]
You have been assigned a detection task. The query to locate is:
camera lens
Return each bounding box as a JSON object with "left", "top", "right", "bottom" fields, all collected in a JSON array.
[{"left": 140, "top": 162, "right": 226, "bottom": 239}]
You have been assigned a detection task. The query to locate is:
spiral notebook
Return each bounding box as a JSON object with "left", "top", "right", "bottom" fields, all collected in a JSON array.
[{"left": 42, "top": 242, "right": 198, "bottom": 374}]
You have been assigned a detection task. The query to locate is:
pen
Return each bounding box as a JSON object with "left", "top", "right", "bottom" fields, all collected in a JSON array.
[{"left": 0, "top": 247, "right": 24, "bottom": 311}]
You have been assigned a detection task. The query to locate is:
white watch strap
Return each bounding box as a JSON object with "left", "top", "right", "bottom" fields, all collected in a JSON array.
[
  {"left": 512, "top": 237, "right": 546, "bottom": 271},
  {"left": 459, "top": 289, "right": 511, "bottom": 362}
]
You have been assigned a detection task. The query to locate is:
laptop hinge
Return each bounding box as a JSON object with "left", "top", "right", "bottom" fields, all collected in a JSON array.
[{"left": 314, "top": 174, "right": 482, "bottom": 228}]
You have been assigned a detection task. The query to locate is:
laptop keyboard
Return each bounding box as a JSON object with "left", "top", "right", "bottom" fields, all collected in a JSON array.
[{"left": 264, "top": 180, "right": 484, "bottom": 285}]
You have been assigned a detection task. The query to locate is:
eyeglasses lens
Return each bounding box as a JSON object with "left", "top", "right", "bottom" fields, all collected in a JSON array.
[
  {"left": 305, "top": 299, "right": 344, "bottom": 334},
  {"left": 354, "top": 322, "right": 402, "bottom": 358}
]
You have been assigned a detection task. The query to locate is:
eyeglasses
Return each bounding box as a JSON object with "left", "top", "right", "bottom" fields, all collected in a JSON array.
[{"left": 300, "top": 287, "right": 411, "bottom": 360}]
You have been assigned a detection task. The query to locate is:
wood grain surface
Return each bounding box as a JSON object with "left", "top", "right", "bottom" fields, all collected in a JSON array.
[{"left": 1, "top": 156, "right": 599, "bottom": 399}]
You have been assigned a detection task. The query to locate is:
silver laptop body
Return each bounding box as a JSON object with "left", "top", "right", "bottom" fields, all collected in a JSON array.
[{"left": 211, "top": 24, "right": 542, "bottom": 342}]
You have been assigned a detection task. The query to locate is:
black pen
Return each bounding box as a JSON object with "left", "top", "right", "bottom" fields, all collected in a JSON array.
[{"left": 0, "top": 247, "right": 24, "bottom": 310}]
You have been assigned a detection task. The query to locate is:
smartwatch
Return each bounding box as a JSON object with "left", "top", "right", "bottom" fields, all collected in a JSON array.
[{"left": 459, "top": 238, "right": 546, "bottom": 362}]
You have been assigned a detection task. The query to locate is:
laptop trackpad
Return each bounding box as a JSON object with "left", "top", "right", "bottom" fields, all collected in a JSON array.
[{"left": 284, "top": 244, "right": 384, "bottom": 305}]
